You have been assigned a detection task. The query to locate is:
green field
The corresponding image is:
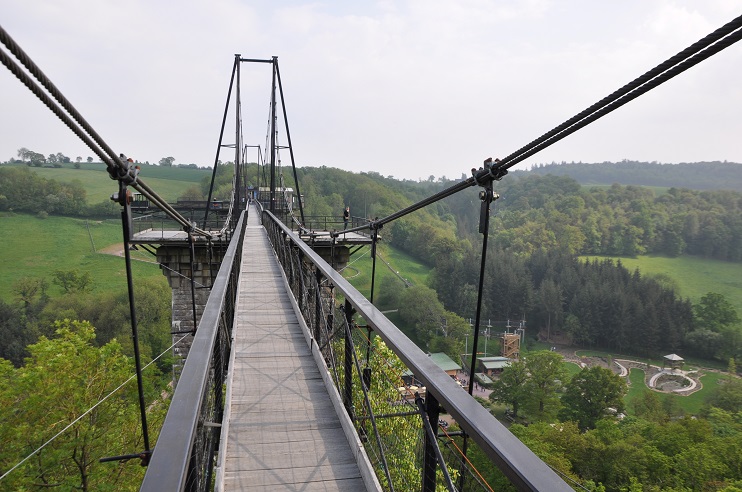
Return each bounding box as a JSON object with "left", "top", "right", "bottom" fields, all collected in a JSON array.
[
  {"left": 6, "top": 162, "right": 209, "bottom": 203},
  {"left": 583, "top": 254, "right": 742, "bottom": 315},
  {"left": 344, "top": 243, "right": 432, "bottom": 297},
  {"left": 0, "top": 213, "right": 164, "bottom": 300}
]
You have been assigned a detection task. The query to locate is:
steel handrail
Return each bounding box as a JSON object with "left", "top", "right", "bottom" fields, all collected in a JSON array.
[
  {"left": 261, "top": 209, "right": 571, "bottom": 492},
  {"left": 140, "top": 210, "right": 247, "bottom": 491}
]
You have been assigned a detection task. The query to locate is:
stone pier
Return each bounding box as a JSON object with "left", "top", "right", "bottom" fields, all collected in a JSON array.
[{"left": 155, "top": 243, "right": 225, "bottom": 384}]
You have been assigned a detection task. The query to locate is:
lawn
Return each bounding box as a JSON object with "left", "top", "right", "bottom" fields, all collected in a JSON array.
[
  {"left": 590, "top": 362, "right": 726, "bottom": 417},
  {"left": 624, "top": 368, "right": 649, "bottom": 414},
  {"left": 0, "top": 213, "right": 163, "bottom": 300}
]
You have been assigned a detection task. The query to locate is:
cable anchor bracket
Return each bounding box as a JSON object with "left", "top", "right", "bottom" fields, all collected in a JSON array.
[
  {"left": 107, "top": 153, "right": 140, "bottom": 186},
  {"left": 471, "top": 157, "right": 507, "bottom": 186}
]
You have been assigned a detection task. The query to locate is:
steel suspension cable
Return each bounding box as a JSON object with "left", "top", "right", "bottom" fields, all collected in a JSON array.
[
  {"left": 338, "top": 14, "right": 742, "bottom": 236},
  {"left": 493, "top": 13, "right": 742, "bottom": 173},
  {"left": 0, "top": 25, "right": 214, "bottom": 237}
]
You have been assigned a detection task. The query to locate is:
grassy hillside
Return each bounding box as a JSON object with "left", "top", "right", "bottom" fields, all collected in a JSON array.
[
  {"left": 5, "top": 163, "right": 209, "bottom": 203},
  {"left": 0, "top": 213, "right": 164, "bottom": 301},
  {"left": 583, "top": 254, "right": 742, "bottom": 315},
  {"left": 343, "top": 243, "right": 432, "bottom": 297}
]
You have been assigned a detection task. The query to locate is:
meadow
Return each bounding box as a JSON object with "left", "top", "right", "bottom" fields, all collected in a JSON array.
[
  {"left": 6, "top": 162, "right": 209, "bottom": 203},
  {"left": 0, "top": 214, "right": 165, "bottom": 300},
  {"left": 343, "top": 243, "right": 431, "bottom": 296}
]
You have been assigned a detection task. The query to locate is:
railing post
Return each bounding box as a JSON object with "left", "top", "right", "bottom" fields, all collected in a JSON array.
[
  {"left": 314, "top": 268, "right": 323, "bottom": 343},
  {"left": 422, "top": 393, "right": 441, "bottom": 492},
  {"left": 343, "top": 299, "right": 354, "bottom": 418},
  {"left": 298, "top": 250, "right": 305, "bottom": 311}
]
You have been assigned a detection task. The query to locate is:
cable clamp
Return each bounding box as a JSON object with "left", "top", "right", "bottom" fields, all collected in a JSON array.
[
  {"left": 472, "top": 157, "right": 507, "bottom": 185},
  {"left": 111, "top": 154, "right": 140, "bottom": 186}
]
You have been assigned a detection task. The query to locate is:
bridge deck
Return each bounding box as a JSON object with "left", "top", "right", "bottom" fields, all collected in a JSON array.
[{"left": 219, "top": 207, "right": 368, "bottom": 491}]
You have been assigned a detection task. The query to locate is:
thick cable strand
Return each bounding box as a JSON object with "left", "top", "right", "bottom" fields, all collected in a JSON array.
[
  {"left": 343, "top": 15, "right": 742, "bottom": 234},
  {"left": 499, "top": 24, "right": 742, "bottom": 170},
  {"left": 0, "top": 24, "right": 123, "bottom": 167},
  {"left": 496, "top": 14, "right": 742, "bottom": 171},
  {"left": 0, "top": 25, "right": 213, "bottom": 238},
  {"left": 0, "top": 48, "right": 115, "bottom": 170}
]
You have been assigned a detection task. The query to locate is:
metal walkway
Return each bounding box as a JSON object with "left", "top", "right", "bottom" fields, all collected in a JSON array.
[{"left": 217, "top": 207, "right": 371, "bottom": 491}]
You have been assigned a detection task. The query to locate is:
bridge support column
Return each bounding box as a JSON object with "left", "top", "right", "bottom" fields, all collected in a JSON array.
[
  {"left": 309, "top": 245, "right": 350, "bottom": 271},
  {"left": 156, "top": 244, "right": 223, "bottom": 385}
]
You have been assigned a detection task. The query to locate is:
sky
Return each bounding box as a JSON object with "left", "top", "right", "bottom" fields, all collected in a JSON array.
[{"left": 1, "top": 1, "right": 741, "bottom": 181}]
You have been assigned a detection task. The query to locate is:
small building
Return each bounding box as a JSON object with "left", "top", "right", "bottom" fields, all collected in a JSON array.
[
  {"left": 477, "top": 356, "right": 512, "bottom": 377},
  {"left": 663, "top": 353, "right": 684, "bottom": 371},
  {"left": 401, "top": 352, "right": 461, "bottom": 386},
  {"left": 429, "top": 352, "right": 462, "bottom": 377}
]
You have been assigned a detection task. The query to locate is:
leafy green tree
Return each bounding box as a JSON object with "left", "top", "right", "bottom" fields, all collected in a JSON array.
[
  {"left": 13, "top": 276, "right": 48, "bottom": 310},
  {"left": 16, "top": 147, "right": 31, "bottom": 161},
  {"left": 0, "top": 299, "right": 36, "bottom": 366},
  {"left": 489, "top": 358, "right": 528, "bottom": 417},
  {"left": 559, "top": 366, "right": 627, "bottom": 430},
  {"left": 398, "top": 285, "right": 446, "bottom": 346},
  {"left": 523, "top": 350, "right": 568, "bottom": 421},
  {"left": 704, "top": 358, "right": 742, "bottom": 413},
  {"left": 177, "top": 185, "right": 204, "bottom": 201},
  {"left": 535, "top": 278, "right": 563, "bottom": 342},
  {"left": 630, "top": 389, "right": 667, "bottom": 423},
  {"left": 0, "top": 320, "right": 167, "bottom": 491},
  {"left": 158, "top": 156, "right": 175, "bottom": 167},
  {"left": 695, "top": 292, "right": 741, "bottom": 331},
  {"left": 53, "top": 269, "right": 92, "bottom": 294}
]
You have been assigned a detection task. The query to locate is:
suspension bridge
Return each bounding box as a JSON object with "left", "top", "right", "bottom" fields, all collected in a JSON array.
[{"left": 2, "top": 15, "right": 742, "bottom": 491}]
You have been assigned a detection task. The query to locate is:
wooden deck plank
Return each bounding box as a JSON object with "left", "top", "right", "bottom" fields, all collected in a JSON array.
[{"left": 220, "top": 207, "right": 367, "bottom": 491}]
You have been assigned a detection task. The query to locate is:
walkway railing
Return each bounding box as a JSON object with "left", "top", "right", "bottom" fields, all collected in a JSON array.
[
  {"left": 261, "top": 209, "right": 572, "bottom": 492},
  {"left": 140, "top": 210, "right": 247, "bottom": 491},
  {"left": 291, "top": 214, "right": 371, "bottom": 236}
]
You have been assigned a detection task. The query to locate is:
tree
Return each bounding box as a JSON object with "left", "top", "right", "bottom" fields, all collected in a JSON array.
[
  {"left": 631, "top": 389, "right": 667, "bottom": 423},
  {"left": 559, "top": 366, "right": 627, "bottom": 430},
  {"left": 29, "top": 152, "right": 45, "bottom": 166},
  {"left": 0, "top": 320, "right": 167, "bottom": 491},
  {"left": 53, "top": 269, "right": 92, "bottom": 294},
  {"left": 13, "top": 276, "right": 48, "bottom": 311},
  {"left": 177, "top": 185, "right": 204, "bottom": 201},
  {"left": 704, "top": 358, "right": 742, "bottom": 413},
  {"left": 16, "top": 147, "right": 31, "bottom": 161},
  {"left": 489, "top": 358, "right": 529, "bottom": 417},
  {"left": 398, "top": 285, "right": 446, "bottom": 346},
  {"left": 536, "top": 278, "right": 563, "bottom": 342},
  {"left": 695, "top": 292, "right": 740, "bottom": 331},
  {"left": 158, "top": 156, "right": 175, "bottom": 167},
  {"left": 86, "top": 156, "right": 93, "bottom": 163},
  {"left": 523, "top": 350, "right": 568, "bottom": 421}
]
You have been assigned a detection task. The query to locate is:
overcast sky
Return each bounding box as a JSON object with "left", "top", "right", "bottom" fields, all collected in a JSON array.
[{"left": 2, "top": 1, "right": 741, "bottom": 181}]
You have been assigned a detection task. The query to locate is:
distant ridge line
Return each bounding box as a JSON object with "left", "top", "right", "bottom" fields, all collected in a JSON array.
[{"left": 517, "top": 160, "right": 742, "bottom": 192}]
